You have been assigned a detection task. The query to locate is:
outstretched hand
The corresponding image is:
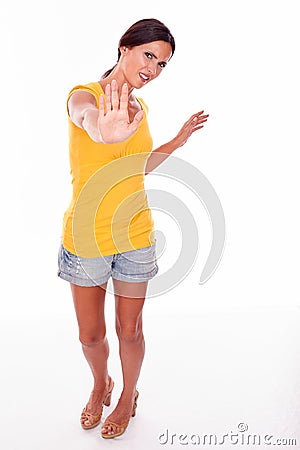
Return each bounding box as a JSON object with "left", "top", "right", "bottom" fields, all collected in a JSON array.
[
  {"left": 174, "top": 111, "right": 209, "bottom": 148},
  {"left": 98, "top": 80, "right": 144, "bottom": 144}
]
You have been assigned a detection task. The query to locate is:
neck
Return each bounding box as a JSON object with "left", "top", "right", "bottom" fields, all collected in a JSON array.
[{"left": 99, "top": 66, "right": 134, "bottom": 97}]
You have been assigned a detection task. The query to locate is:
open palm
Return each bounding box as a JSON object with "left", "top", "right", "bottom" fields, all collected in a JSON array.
[{"left": 98, "top": 80, "right": 144, "bottom": 144}]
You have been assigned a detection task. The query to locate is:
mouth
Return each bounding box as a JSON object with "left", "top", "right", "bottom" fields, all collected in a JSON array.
[{"left": 139, "top": 72, "right": 150, "bottom": 83}]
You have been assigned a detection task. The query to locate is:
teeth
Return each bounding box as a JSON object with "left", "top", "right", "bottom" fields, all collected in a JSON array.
[{"left": 140, "top": 73, "right": 149, "bottom": 81}]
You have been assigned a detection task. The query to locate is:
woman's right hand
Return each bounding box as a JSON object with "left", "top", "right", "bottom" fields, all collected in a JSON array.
[
  {"left": 97, "top": 80, "right": 144, "bottom": 144},
  {"left": 68, "top": 80, "right": 144, "bottom": 144}
]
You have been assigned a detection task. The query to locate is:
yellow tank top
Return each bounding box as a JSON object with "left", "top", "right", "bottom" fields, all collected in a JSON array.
[{"left": 60, "top": 81, "right": 155, "bottom": 257}]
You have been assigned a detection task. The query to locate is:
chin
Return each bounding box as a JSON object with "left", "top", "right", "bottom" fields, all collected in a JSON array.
[
  {"left": 131, "top": 74, "right": 150, "bottom": 90},
  {"left": 131, "top": 80, "right": 145, "bottom": 90}
]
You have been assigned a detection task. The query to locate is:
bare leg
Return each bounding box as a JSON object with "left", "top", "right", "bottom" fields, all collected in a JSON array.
[
  {"left": 71, "top": 282, "right": 113, "bottom": 428},
  {"left": 101, "top": 279, "right": 147, "bottom": 437}
]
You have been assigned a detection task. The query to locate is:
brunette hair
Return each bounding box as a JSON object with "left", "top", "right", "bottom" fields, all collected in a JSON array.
[{"left": 101, "top": 18, "right": 175, "bottom": 79}]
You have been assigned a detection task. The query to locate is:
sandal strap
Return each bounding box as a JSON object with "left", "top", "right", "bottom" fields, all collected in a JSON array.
[
  {"left": 102, "top": 419, "right": 129, "bottom": 434},
  {"left": 81, "top": 407, "right": 102, "bottom": 421}
]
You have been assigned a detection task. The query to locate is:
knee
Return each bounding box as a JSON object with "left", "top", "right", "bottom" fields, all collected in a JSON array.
[
  {"left": 116, "top": 322, "right": 143, "bottom": 343},
  {"left": 79, "top": 331, "right": 107, "bottom": 347}
]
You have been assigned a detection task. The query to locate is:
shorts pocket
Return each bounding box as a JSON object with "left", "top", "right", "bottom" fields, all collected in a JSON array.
[
  {"left": 58, "top": 245, "right": 79, "bottom": 274},
  {"left": 120, "top": 243, "right": 158, "bottom": 276}
]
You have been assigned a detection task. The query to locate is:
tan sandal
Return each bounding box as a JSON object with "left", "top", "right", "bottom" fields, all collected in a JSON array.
[
  {"left": 101, "top": 390, "right": 139, "bottom": 439},
  {"left": 81, "top": 376, "right": 114, "bottom": 430}
]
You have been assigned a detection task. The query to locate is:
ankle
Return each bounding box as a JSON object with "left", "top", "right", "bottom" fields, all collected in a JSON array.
[
  {"left": 94, "top": 374, "right": 112, "bottom": 391},
  {"left": 120, "top": 387, "right": 137, "bottom": 402},
  {"left": 93, "top": 381, "right": 106, "bottom": 392}
]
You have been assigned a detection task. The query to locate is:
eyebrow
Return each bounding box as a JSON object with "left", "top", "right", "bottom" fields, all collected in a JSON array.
[{"left": 147, "top": 51, "right": 168, "bottom": 64}]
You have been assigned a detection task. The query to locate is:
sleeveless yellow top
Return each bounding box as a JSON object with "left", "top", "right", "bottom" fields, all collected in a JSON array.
[{"left": 60, "top": 82, "right": 155, "bottom": 257}]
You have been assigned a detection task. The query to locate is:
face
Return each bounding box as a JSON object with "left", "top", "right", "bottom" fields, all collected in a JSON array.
[{"left": 119, "top": 41, "right": 173, "bottom": 88}]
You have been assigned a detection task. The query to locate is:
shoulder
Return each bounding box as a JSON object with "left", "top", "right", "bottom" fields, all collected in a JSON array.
[
  {"left": 67, "top": 81, "right": 102, "bottom": 104},
  {"left": 136, "top": 97, "right": 149, "bottom": 114}
]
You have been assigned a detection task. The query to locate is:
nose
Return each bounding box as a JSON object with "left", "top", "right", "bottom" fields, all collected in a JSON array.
[{"left": 147, "top": 60, "right": 157, "bottom": 75}]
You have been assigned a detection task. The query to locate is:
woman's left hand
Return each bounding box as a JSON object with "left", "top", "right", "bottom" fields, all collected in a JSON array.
[{"left": 174, "top": 111, "right": 209, "bottom": 148}]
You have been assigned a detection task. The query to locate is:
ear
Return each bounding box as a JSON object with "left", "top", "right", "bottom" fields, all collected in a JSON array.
[{"left": 120, "top": 46, "right": 128, "bottom": 55}]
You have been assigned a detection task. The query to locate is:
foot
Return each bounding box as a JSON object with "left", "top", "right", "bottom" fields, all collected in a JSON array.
[
  {"left": 81, "top": 376, "right": 114, "bottom": 429},
  {"left": 101, "top": 390, "right": 139, "bottom": 438}
]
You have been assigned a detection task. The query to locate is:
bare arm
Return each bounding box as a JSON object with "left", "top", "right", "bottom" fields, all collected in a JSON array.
[
  {"left": 145, "top": 111, "right": 209, "bottom": 175},
  {"left": 68, "top": 90, "right": 102, "bottom": 142}
]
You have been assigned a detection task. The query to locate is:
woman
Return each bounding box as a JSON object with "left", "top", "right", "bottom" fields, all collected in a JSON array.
[{"left": 57, "top": 18, "right": 208, "bottom": 439}]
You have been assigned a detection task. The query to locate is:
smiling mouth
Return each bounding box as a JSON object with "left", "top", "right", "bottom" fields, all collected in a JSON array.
[{"left": 139, "top": 72, "right": 150, "bottom": 82}]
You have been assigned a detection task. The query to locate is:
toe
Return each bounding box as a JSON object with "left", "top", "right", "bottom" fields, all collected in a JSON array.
[
  {"left": 82, "top": 418, "right": 91, "bottom": 427},
  {"left": 102, "top": 424, "right": 113, "bottom": 435}
]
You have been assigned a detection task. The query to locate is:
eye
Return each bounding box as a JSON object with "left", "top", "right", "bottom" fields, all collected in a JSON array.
[
  {"left": 144, "top": 52, "right": 153, "bottom": 59},
  {"left": 158, "top": 62, "right": 167, "bottom": 69}
]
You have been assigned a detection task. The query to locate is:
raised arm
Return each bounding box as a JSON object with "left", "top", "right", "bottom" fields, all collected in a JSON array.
[{"left": 145, "top": 111, "right": 209, "bottom": 175}]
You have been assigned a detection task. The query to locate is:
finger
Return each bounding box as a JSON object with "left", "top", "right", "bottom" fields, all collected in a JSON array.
[
  {"left": 191, "top": 125, "right": 204, "bottom": 132},
  {"left": 111, "top": 79, "right": 119, "bottom": 110},
  {"left": 192, "top": 112, "right": 209, "bottom": 121},
  {"left": 128, "top": 110, "right": 144, "bottom": 131},
  {"left": 193, "top": 116, "right": 208, "bottom": 125},
  {"left": 105, "top": 83, "right": 111, "bottom": 111},
  {"left": 119, "top": 83, "right": 129, "bottom": 111},
  {"left": 191, "top": 111, "right": 204, "bottom": 120},
  {"left": 184, "top": 111, "right": 205, "bottom": 127},
  {"left": 133, "top": 109, "right": 144, "bottom": 123},
  {"left": 194, "top": 118, "right": 208, "bottom": 125},
  {"left": 99, "top": 94, "right": 105, "bottom": 118}
]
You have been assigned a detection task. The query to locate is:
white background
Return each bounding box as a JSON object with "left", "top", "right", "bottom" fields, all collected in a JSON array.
[{"left": 0, "top": 0, "right": 299, "bottom": 449}]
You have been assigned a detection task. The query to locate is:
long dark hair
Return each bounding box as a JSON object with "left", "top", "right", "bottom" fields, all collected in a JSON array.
[{"left": 101, "top": 18, "right": 175, "bottom": 79}]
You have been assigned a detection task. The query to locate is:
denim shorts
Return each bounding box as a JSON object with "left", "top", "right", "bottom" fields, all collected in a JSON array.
[{"left": 57, "top": 242, "right": 159, "bottom": 286}]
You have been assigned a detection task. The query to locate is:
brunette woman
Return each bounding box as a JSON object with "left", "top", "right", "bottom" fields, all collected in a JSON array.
[{"left": 57, "top": 18, "right": 208, "bottom": 439}]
